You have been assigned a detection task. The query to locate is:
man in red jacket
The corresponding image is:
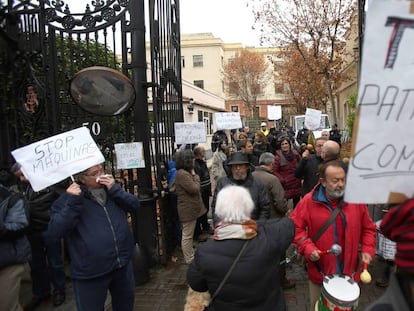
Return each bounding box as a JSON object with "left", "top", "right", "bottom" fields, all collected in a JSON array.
[{"left": 290, "top": 161, "right": 376, "bottom": 309}]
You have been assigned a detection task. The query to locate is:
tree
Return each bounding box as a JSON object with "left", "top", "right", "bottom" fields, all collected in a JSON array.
[
  {"left": 346, "top": 91, "right": 357, "bottom": 139},
  {"left": 222, "top": 49, "right": 270, "bottom": 118},
  {"left": 277, "top": 45, "right": 329, "bottom": 114},
  {"left": 252, "top": 0, "right": 356, "bottom": 124}
]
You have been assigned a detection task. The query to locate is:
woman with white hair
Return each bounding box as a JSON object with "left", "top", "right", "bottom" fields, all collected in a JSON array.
[{"left": 187, "top": 185, "right": 294, "bottom": 310}]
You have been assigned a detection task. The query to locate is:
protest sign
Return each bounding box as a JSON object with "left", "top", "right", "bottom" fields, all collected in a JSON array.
[
  {"left": 114, "top": 142, "right": 145, "bottom": 169},
  {"left": 345, "top": 0, "right": 414, "bottom": 203},
  {"left": 214, "top": 112, "right": 242, "bottom": 130},
  {"left": 174, "top": 122, "right": 206, "bottom": 145},
  {"left": 304, "top": 108, "right": 322, "bottom": 131},
  {"left": 11, "top": 127, "right": 105, "bottom": 191},
  {"left": 267, "top": 105, "right": 282, "bottom": 120}
]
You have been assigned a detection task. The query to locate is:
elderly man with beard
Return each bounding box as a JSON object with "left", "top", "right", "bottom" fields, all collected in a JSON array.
[
  {"left": 211, "top": 152, "right": 270, "bottom": 226},
  {"left": 290, "top": 161, "right": 376, "bottom": 309}
]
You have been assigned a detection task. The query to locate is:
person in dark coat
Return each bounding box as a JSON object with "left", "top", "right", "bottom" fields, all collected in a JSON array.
[
  {"left": 364, "top": 199, "right": 414, "bottom": 311},
  {"left": 295, "top": 137, "right": 327, "bottom": 196},
  {"left": 0, "top": 183, "right": 31, "bottom": 311},
  {"left": 193, "top": 146, "right": 213, "bottom": 242},
  {"left": 48, "top": 164, "right": 139, "bottom": 311},
  {"left": 12, "top": 163, "right": 67, "bottom": 310},
  {"left": 329, "top": 124, "right": 342, "bottom": 147},
  {"left": 211, "top": 152, "right": 270, "bottom": 226},
  {"left": 252, "top": 152, "right": 295, "bottom": 290},
  {"left": 187, "top": 185, "right": 294, "bottom": 311}
]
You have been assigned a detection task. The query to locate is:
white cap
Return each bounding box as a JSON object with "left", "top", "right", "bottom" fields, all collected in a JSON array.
[{"left": 260, "top": 122, "right": 267, "bottom": 127}]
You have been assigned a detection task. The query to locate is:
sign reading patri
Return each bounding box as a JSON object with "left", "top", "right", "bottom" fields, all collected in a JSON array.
[
  {"left": 345, "top": 0, "right": 414, "bottom": 204},
  {"left": 12, "top": 127, "right": 105, "bottom": 191},
  {"left": 114, "top": 142, "right": 145, "bottom": 169},
  {"left": 304, "top": 108, "right": 322, "bottom": 131},
  {"left": 267, "top": 105, "right": 282, "bottom": 121},
  {"left": 214, "top": 112, "right": 242, "bottom": 130},
  {"left": 174, "top": 122, "right": 206, "bottom": 145}
]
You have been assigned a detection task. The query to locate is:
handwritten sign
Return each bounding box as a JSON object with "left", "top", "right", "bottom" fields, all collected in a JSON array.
[
  {"left": 11, "top": 127, "right": 104, "bottom": 191},
  {"left": 214, "top": 112, "right": 242, "bottom": 130},
  {"left": 345, "top": 0, "right": 414, "bottom": 203},
  {"left": 304, "top": 108, "right": 322, "bottom": 131},
  {"left": 174, "top": 122, "right": 206, "bottom": 144},
  {"left": 114, "top": 142, "right": 145, "bottom": 169},
  {"left": 268, "top": 105, "right": 282, "bottom": 120}
]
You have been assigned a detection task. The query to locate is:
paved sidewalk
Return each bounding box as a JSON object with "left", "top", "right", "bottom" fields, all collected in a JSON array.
[{"left": 20, "top": 249, "right": 387, "bottom": 311}]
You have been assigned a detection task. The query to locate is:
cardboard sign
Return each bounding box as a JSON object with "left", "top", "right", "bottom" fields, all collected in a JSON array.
[
  {"left": 304, "top": 108, "right": 322, "bottom": 131},
  {"left": 174, "top": 122, "right": 207, "bottom": 144},
  {"left": 214, "top": 112, "right": 242, "bottom": 130},
  {"left": 114, "top": 142, "right": 145, "bottom": 169},
  {"left": 345, "top": 0, "right": 414, "bottom": 203},
  {"left": 267, "top": 105, "right": 282, "bottom": 120},
  {"left": 11, "top": 127, "right": 105, "bottom": 191}
]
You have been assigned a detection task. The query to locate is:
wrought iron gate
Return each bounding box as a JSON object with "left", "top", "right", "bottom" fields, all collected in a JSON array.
[{"left": 0, "top": 0, "right": 182, "bottom": 265}]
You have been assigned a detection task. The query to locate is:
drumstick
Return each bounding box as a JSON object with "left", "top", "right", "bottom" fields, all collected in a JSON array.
[{"left": 360, "top": 261, "right": 372, "bottom": 284}]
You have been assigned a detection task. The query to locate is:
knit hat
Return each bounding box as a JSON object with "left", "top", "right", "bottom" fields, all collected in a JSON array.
[{"left": 380, "top": 199, "right": 414, "bottom": 274}]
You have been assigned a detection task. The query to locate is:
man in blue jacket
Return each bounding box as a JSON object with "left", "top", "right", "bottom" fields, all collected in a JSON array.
[{"left": 48, "top": 164, "right": 140, "bottom": 311}]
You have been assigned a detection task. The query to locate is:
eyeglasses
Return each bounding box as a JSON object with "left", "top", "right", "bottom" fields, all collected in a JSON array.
[{"left": 83, "top": 168, "right": 104, "bottom": 178}]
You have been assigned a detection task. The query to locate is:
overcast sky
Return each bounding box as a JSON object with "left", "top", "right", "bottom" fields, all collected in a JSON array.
[
  {"left": 63, "top": 0, "right": 262, "bottom": 47},
  {"left": 179, "top": 0, "right": 262, "bottom": 47}
]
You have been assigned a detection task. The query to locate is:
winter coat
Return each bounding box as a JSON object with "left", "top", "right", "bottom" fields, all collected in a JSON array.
[
  {"left": 273, "top": 150, "right": 302, "bottom": 199},
  {"left": 211, "top": 150, "right": 227, "bottom": 183},
  {"left": 364, "top": 273, "right": 412, "bottom": 311},
  {"left": 194, "top": 158, "right": 211, "bottom": 194},
  {"left": 294, "top": 154, "right": 324, "bottom": 196},
  {"left": 289, "top": 184, "right": 376, "bottom": 284},
  {"left": 211, "top": 172, "right": 270, "bottom": 225},
  {"left": 0, "top": 189, "right": 31, "bottom": 268},
  {"left": 252, "top": 142, "right": 269, "bottom": 159},
  {"left": 175, "top": 169, "right": 205, "bottom": 223},
  {"left": 48, "top": 183, "right": 139, "bottom": 280},
  {"left": 187, "top": 218, "right": 295, "bottom": 311},
  {"left": 252, "top": 166, "right": 288, "bottom": 218},
  {"left": 24, "top": 183, "right": 66, "bottom": 232}
]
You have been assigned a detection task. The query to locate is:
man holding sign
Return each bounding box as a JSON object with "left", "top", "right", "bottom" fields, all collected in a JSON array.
[{"left": 48, "top": 164, "right": 140, "bottom": 310}]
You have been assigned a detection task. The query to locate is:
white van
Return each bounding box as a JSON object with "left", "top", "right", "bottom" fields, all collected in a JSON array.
[{"left": 290, "top": 114, "right": 331, "bottom": 141}]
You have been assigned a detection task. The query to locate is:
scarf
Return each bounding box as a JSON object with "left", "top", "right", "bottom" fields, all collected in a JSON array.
[
  {"left": 90, "top": 188, "right": 107, "bottom": 206},
  {"left": 214, "top": 220, "right": 257, "bottom": 240}
]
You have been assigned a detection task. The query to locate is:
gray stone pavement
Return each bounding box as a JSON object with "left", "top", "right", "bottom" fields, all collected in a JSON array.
[{"left": 20, "top": 248, "right": 387, "bottom": 311}]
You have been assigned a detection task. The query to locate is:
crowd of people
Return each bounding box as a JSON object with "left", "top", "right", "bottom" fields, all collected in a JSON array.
[
  {"left": 182, "top": 123, "right": 412, "bottom": 310},
  {"left": 1, "top": 122, "right": 413, "bottom": 311}
]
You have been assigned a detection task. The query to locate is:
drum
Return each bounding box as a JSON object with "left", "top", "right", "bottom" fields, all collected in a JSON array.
[
  {"left": 317, "top": 274, "right": 360, "bottom": 311},
  {"left": 376, "top": 220, "right": 396, "bottom": 260}
]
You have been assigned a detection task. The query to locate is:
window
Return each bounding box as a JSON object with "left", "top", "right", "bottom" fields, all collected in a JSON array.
[
  {"left": 231, "top": 105, "right": 239, "bottom": 112},
  {"left": 198, "top": 110, "right": 213, "bottom": 134},
  {"left": 181, "top": 56, "right": 185, "bottom": 68},
  {"left": 193, "top": 55, "right": 203, "bottom": 67},
  {"left": 194, "top": 80, "right": 204, "bottom": 89}
]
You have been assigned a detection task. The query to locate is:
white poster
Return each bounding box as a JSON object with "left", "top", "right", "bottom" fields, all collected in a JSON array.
[
  {"left": 345, "top": 0, "right": 414, "bottom": 203},
  {"left": 11, "top": 127, "right": 105, "bottom": 191},
  {"left": 114, "top": 142, "right": 145, "bottom": 169},
  {"left": 174, "top": 122, "right": 207, "bottom": 144},
  {"left": 267, "top": 105, "right": 282, "bottom": 120},
  {"left": 304, "top": 108, "right": 322, "bottom": 131},
  {"left": 214, "top": 112, "right": 242, "bottom": 130}
]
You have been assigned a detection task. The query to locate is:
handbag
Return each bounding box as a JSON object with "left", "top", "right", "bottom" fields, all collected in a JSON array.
[{"left": 205, "top": 240, "right": 249, "bottom": 310}]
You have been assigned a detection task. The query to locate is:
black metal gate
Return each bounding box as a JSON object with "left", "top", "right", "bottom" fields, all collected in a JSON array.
[{"left": 0, "top": 0, "right": 182, "bottom": 265}]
